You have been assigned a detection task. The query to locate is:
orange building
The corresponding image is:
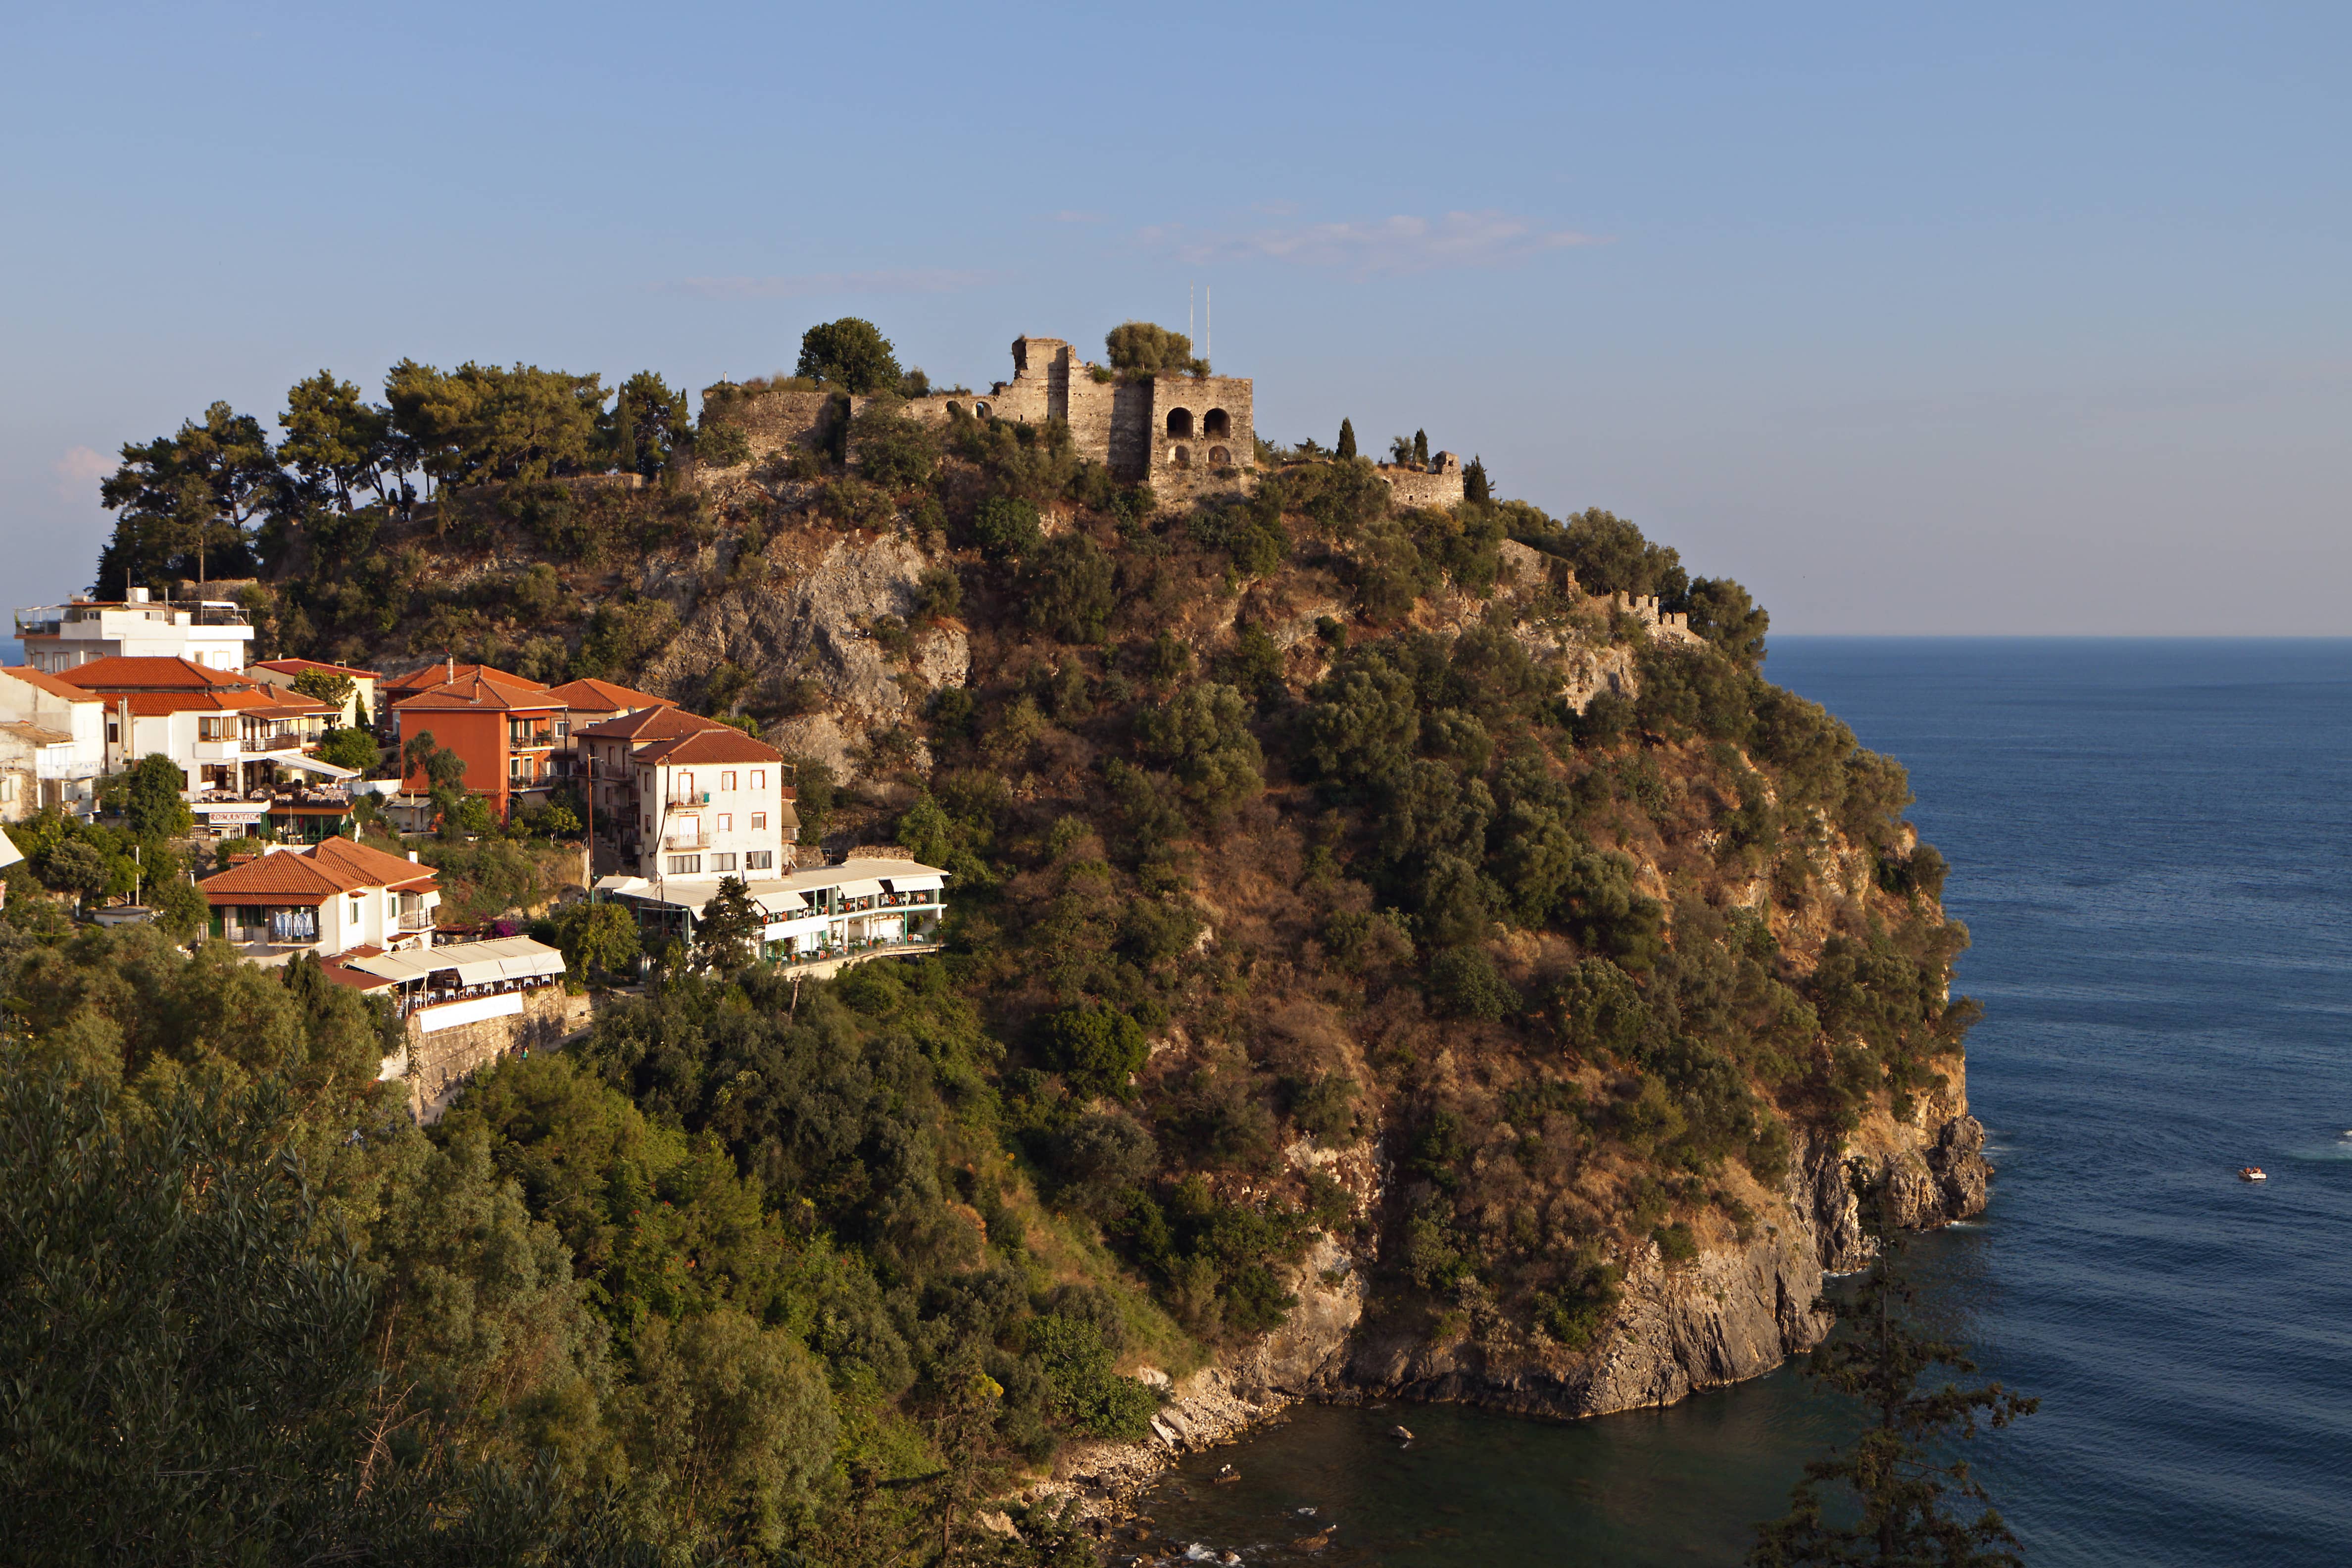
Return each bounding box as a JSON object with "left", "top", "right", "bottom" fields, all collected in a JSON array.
[{"left": 387, "top": 662, "right": 567, "bottom": 821}]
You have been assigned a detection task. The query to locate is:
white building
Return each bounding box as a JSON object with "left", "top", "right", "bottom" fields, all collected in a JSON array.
[
  {"left": 611, "top": 724, "right": 797, "bottom": 882},
  {"left": 14, "top": 588, "right": 255, "bottom": 673},
  {"left": 0, "top": 666, "right": 108, "bottom": 818},
  {"left": 198, "top": 837, "right": 441, "bottom": 958},
  {"left": 598, "top": 854, "right": 950, "bottom": 967}
]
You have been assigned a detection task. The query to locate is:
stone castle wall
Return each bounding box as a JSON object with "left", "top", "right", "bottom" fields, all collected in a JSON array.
[
  {"left": 702, "top": 335, "right": 1256, "bottom": 488},
  {"left": 1376, "top": 451, "right": 1465, "bottom": 509}
]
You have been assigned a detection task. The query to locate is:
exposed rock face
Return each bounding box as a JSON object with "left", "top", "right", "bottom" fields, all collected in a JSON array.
[
  {"left": 1345, "top": 1105, "right": 1990, "bottom": 1420},
  {"left": 636, "top": 535, "right": 968, "bottom": 782}
]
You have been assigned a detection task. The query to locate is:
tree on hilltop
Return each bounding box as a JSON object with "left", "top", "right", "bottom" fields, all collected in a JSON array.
[
  {"left": 1336, "top": 418, "right": 1358, "bottom": 460},
  {"left": 607, "top": 370, "right": 692, "bottom": 478},
  {"left": 1104, "top": 321, "right": 1207, "bottom": 377},
  {"left": 796, "top": 318, "right": 904, "bottom": 394},
  {"left": 94, "top": 401, "right": 277, "bottom": 594},
  {"left": 1750, "top": 1162, "right": 2037, "bottom": 1568}
]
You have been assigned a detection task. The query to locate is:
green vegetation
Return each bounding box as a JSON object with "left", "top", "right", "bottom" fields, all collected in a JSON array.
[
  {"left": 43, "top": 317, "right": 1993, "bottom": 1557},
  {"left": 1752, "top": 1163, "right": 2036, "bottom": 1567},
  {"left": 1103, "top": 321, "right": 1207, "bottom": 378}
]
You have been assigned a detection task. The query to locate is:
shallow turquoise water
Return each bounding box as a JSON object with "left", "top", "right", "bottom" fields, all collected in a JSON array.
[{"left": 1138, "top": 639, "right": 2352, "bottom": 1568}]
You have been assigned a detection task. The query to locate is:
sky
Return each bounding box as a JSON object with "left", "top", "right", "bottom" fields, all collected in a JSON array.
[{"left": 3, "top": 1, "right": 2347, "bottom": 634}]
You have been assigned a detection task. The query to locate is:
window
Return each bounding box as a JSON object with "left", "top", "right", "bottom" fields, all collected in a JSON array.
[
  {"left": 721, "top": 771, "right": 737, "bottom": 791},
  {"left": 717, "top": 813, "right": 733, "bottom": 832},
  {"left": 746, "top": 850, "right": 774, "bottom": 871},
  {"left": 641, "top": 813, "right": 651, "bottom": 830},
  {"left": 107, "top": 722, "right": 119, "bottom": 743},
  {"left": 349, "top": 897, "right": 364, "bottom": 925},
  {"left": 710, "top": 852, "right": 737, "bottom": 872},
  {"left": 750, "top": 812, "right": 767, "bottom": 831},
  {"left": 667, "top": 855, "right": 701, "bottom": 875},
  {"left": 751, "top": 770, "right": 765, "bottom": 789}
]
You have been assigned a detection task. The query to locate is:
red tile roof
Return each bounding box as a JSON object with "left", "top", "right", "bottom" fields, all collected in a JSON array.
[
  {"left": 391, "top": 667, "right": 564, "bottom": 714},
  {"left": 545, "top": 676, "right": 674, "bottom": 713},
  {"left": 0, "top": 666, "right": 106, "bottom": 703},
  {"left": 200, "top": 838, "right": 438, "bottom": 906},
  {"left": 578, "top": 705, "right": 733, "bottom": 742},
  {"left": 636, "top": 727, "right": 784, "bottom": 766},
  {"left": 57, "top": 656, "right": 252, "bottom": 691},
  {"left": 251, "top": 658, "right": 382, "bottom": 680},
  {"left": 385, "top": 661, "right": 549, "bottom": 698}
]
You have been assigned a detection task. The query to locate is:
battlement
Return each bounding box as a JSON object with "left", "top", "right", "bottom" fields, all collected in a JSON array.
[
  {"left": 704, "top": 334, "right": 1255, "bottom": 488},
  {"left": 1375, "top": 450, "right": 1465, "bottom": 509}
]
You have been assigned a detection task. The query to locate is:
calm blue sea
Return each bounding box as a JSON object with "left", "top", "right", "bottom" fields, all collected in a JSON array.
[{"left": 1141, "top": 638, "right": 2352, "bottom": 1568}]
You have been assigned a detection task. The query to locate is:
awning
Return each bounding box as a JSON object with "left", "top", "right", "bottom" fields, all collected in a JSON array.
[
  {"left": 274, "top": 754, "right": 359, "bottom": 780},
  {"left": 833, "top": 878, "right": 884, "bottom": 899},
  {"left": 344, "top": 935, "right": 565, "bottom": 986},
  {"left": 883, "top": 874, "right": 944, "bottom": 893}
]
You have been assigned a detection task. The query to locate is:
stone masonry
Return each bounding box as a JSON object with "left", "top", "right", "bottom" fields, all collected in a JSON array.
[{"left": 707, "top": 333, "right": 1478, "bottom": 506}]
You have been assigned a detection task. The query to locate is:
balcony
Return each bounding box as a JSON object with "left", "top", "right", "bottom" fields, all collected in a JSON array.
[
  {"left": 244, "top": 732, "right": 308, "bottom": 753},
  {"left": 397, "top": 910, "right": 435, "bottom": 932},
  {"left": 664, "top": 826, "right": 707, "bottom": 850},
  {"left": 667, "top": 789, "right": 712, "bottom": 808}
]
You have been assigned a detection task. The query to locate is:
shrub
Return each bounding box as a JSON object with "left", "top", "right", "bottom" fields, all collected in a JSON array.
[
  {"left": 972, "top": 495, "right": 1042, "bottom": 560},
  {"left": 1036, "top": 1002, "right": 1149, "bottom": 1097},
  {"left": 1427, "top": 946, "right": 1519, "bottom": 1020},
  {"left": 694, "top": 420, "right": 751, "bottom": 468},
  {"left": 1134, "top": 683, "right": 1263, "bottom": 818},
  {"left": 1019, "top": 533, "right": 1117, "bottom": 643},
  {"left": 850, "top": 399, "right": 939, "bottom": 488}
]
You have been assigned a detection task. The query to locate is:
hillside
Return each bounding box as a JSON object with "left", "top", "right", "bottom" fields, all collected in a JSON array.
[
  {"left": 240, "top": 358, "right": 1985, "bottom": 1376},
  {"left": 15, "top": 333, "right": 1990, "bottom": 1558}
]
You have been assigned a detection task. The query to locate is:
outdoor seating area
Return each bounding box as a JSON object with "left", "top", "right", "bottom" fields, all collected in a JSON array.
[{"left": 342, "top": 935, "right": 568, "bottom": 1019}]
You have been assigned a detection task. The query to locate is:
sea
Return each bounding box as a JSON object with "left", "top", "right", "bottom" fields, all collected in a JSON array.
[{"left": 1137, "top": 638, "right": 2352, "bottom": 1568}]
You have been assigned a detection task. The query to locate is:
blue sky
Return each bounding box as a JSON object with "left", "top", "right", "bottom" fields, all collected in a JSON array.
[{"left": 4, "top": 2, "right": 2346, "bottom": 633}]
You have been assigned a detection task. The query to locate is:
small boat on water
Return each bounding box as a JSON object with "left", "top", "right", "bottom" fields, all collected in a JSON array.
[{"left": 2239, "top": 1166, "right": 2267, "bottom": 1182}]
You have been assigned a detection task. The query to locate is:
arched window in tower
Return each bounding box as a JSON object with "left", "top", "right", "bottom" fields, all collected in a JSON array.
[
  {"left": 1170, "top": 445, "right": 1192, "bottom": 469},
  {"left": 1166, "top": 407, "right": 1193, "bottom": 439},
  {"left": 1202, "top": 408, "right": 1230, "bottom": 439},
  {"left": 1207, "top": 445, "right": 1230, "bottom": 467}
]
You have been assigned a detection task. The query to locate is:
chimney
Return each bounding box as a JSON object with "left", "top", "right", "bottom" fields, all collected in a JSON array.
[
  {"left": 129, "top": 586, "right": 148, "bottom": 603},
  {"left": 407, "top": 850, "right": 419, "bottom": 863},
  {"left": 446, "top": 654, "right": 455, "bottom": 683}
]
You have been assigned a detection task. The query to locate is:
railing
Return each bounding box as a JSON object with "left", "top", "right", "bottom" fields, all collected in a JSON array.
[
  {"left": 769, "top": 933, "right": 935, "bottom": 973},
  {"left": 13, "top": 612, "right": 61, "bottom": 637},
  {"left": 664, "top": 829, "right": 706, "bottom": 849},
  {"left": 667, "top": 789, "right": 712, "bottom": 807},
  {"left": 244, "top": 732, "right": 306, "bottom": 752},
  {"left": 397, "top": 911, "right": 435, "bottom": 931}
]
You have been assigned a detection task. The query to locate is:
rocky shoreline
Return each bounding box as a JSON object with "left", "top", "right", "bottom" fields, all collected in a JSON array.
[{"left": 1035, "top": 1107, "right": 1991, "bottom": 1540}]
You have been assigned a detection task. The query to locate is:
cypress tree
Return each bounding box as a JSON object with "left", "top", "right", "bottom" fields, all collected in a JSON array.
[
  {"left": 1336, "top": 418, "right": 1357, "bottom": 460},
  {"left": 1750, "top": 1161, "right": 2037, "bottom": 1568},
  {"left": 614, "top": 396, "right": 639, "bottom": 477},
  {"left": 1413, "top": 428, "right": 1429, "bottom": 465},
  {"left": 1464, "top": 456, "right": 1491, "bottom": 505}
]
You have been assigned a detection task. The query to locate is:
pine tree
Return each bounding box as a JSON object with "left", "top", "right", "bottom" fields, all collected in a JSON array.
[
  {"left": 1413, "top": 428, "right": 1429, "bottom": 465},
  {"left": 1336, "top": 418, "right": 1357, "bottom": 460},
  {"left": 1750, "top": 1161, "right": 2037, "bottom": 1568}
]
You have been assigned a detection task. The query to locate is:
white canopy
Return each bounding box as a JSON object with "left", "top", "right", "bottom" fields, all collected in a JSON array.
[
  {"left": 275, "top": 753, "right": 359, "bottom": 780},
  {"left": 883, "top": 873, "right": 944, "bottom": 893},
  {"left": 833, "top": 878, "right": 885, "bottom": 900},
  {"left": 346, "top": 935, "right": 565, "bottom": 986}
]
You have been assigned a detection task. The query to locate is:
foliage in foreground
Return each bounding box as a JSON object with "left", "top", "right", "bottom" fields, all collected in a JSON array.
[{"left": 1750, "top": 1163, "right": 2037, "bottom": 1568}]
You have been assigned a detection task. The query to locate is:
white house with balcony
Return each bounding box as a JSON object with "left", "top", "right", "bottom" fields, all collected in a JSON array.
[
  {"left": 198, "top": 837, "right": 441, "bottom": 959},
  {"left": 53, "top": 656, "right": 352, "bottom": 834},
  {"left": 14, "top": 587, "right": 255, "bottom": 673},
  {"left": 0, "top": 666, "right": 108, "bottom": 817},
  {"left": 595, "top": 852, "right": 951, "bottom": 970},
  {"left": 618, "top": 724, "right": 798, "bottom": 882}
]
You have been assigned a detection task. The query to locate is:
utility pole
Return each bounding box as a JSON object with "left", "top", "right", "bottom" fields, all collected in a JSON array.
[{"left": 1207, "top": 285, "right": 1212, "bottom": 364}]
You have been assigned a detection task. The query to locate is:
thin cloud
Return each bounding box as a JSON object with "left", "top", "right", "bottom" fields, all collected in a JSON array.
[
  {"left": 53, "top": 444, "right": 109, "bottom": 503},
  {"left": 1047, "top": 209, "right": 1106, "bottom": 224},
  {"left": 1138, "top": 209, "right": 1605, "bottom": 276},
  {"left": 664, "top": 268, "right": 1000, "bottom": 299}
]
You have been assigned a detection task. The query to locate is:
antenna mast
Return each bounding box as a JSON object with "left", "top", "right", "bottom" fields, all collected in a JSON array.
[
  {"left": 1206, "top": 285, "right": 1212, "bottom": 363},
  {"left": 1188, "top": 283, "right": 1194, "bottom": 349}
]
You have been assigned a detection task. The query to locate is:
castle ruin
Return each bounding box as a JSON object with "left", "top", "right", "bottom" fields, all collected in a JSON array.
[{"left": 706, "top": 335, "right": 1464, "bottom": 505}]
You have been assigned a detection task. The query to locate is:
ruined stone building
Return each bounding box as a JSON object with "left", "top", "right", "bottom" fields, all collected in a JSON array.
[{"left": 706, "top": 334, "right": 1464, "bottom": 505}]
